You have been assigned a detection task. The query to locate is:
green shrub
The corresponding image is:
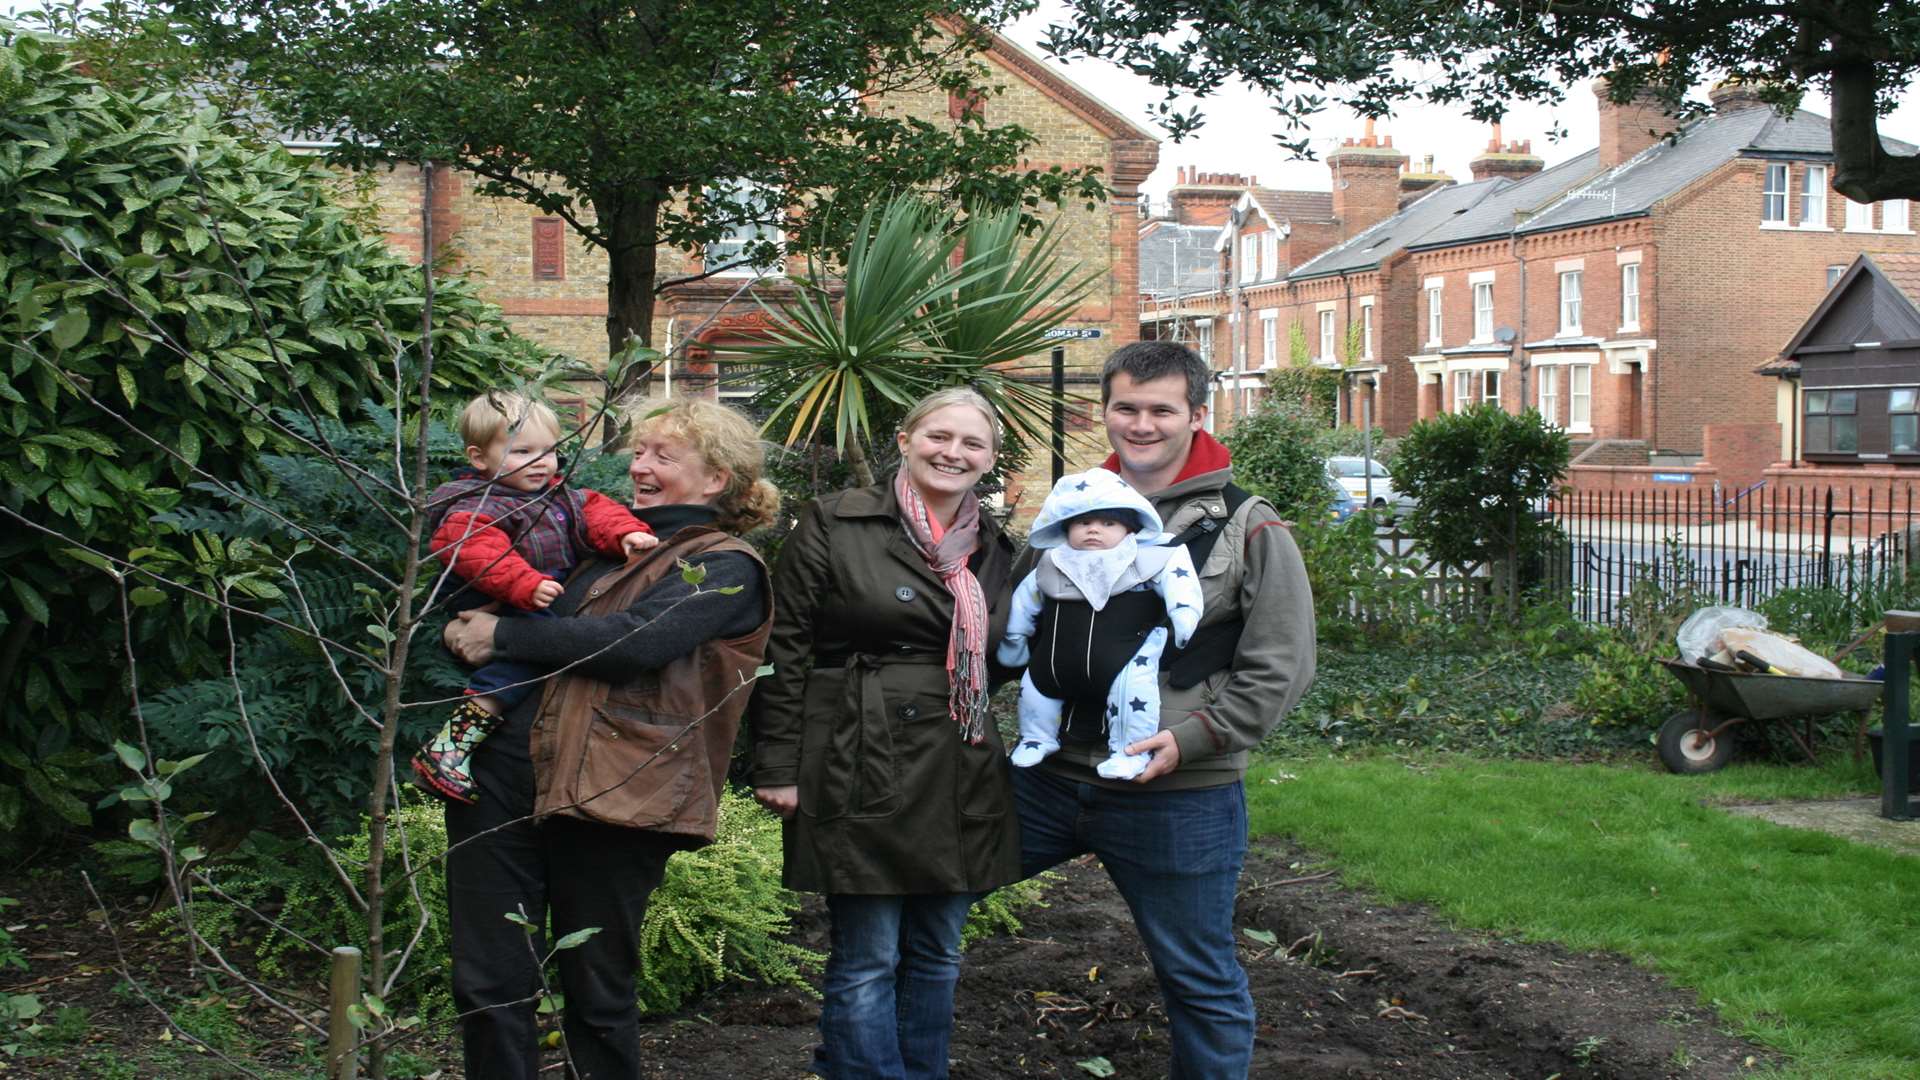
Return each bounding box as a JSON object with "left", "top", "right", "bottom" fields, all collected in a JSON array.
[
  {"left": 1391, "top": 405, "right": 1568, "bottom": 615},
  {"left": 1219, "top": 398, "right": 1332, "bottom": 522},
  {"left": 1262, "top": 364, "right": 1339, "bottom": 423},
  {"left": 177, "top": 787, "right": 818, "bottom": 1018},
  {"left": 1292, "top": 515, "right": 1440, "bottom": 647},
  {"left": 0, "top": 21, "right": 539, "bottom": 847},
  {"left": 636, "top": 788, "right": 822, "bottom": 1013},
  {"left": 961, "top": 874, "right": 1055, "bottom": 950}
]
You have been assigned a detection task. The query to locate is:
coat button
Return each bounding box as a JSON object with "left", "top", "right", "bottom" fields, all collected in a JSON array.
[
  {"left": 895, "top": 585, "right": 916, "bottom": 602},
  {"left": 898, "top": 703, "right": 920, "bottom": 720}
]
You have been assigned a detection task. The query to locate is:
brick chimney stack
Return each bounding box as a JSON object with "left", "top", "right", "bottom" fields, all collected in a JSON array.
[
  {"left": 1399, "top": 153, "right": 1453, "bottom": 198},
  {"left": 1167, "top": 167, "right": 1253, "bottom": 227},
  {"left": 1469, "top": 125, "right": 1546, "bottom": 182},
  {"left": 1595, "top": 77, "right": 1677, "bottom": 169},
  {"left": 1708, "top": 79, "right": 1768, "bottom": 112},
  {"left": 1327, "top": 119, "right": 1408, "bottom": 239}
]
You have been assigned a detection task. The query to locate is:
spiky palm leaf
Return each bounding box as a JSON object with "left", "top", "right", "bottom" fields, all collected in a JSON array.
[
  {"left": 734, "top": 193, "right": 1092, "bottom": 485},
  {"left": 919, "top": 208, "right": 1099, "bottom": 451}
]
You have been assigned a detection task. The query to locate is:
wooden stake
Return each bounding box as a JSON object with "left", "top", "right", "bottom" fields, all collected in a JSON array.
[{"left": 328, "top": 946, "right": 362, "bottom": 1080}]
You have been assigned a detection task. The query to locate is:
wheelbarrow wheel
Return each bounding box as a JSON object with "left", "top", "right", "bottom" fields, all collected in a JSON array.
[{"left": 1657, "top": 709, "right": 1733, "bottom": 774}]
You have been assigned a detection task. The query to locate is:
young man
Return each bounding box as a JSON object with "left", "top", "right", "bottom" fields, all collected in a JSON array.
[{"left": 1011, "top": 340, "right": 1316, "bottom": 1078}]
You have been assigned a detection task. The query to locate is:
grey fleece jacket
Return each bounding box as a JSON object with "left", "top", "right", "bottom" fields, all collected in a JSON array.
[{"left": 1037, "top": 464, "right": 1316, "bottom": 791}]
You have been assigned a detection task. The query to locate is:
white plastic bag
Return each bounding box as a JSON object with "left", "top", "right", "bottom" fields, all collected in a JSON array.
[
  {"left": 1676, "top": 606, "right": 1768, "bottom": 663},
  {"left": 1720, "top": 627, "right": 1844, "bottom": 679}
]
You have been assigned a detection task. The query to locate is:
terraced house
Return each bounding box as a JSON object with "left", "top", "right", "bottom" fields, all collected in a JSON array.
[{"left": 1145, "top": 81, "right": 1920, "bottom": 493}]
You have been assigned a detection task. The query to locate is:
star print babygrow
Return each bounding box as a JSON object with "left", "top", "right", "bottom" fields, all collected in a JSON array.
[{"left": 997, "top": 469, "right": 1204, "bottom": 780}]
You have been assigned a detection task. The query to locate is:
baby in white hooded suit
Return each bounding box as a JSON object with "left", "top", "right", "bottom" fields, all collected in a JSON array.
[{"left": 998, "top": 469, "right": 1204, "bottom": 780}]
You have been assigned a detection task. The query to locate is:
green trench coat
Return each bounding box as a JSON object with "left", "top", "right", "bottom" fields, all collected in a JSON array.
[{"left": 748, "top": 480, "right": 1020, "bottom": 895}]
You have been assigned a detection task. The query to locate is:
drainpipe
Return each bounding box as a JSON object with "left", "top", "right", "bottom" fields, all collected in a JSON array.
[
  {"left": 1227, "top": 206, "right": 1245, "bottom": 419},
  {"left": 1341, "top": 270, "right": 1354, "bottom": 429},
  {"left": 1511, "top": 227, "right": 1528, "bottom": 410},
  {"left": 663, "top": 317, "right": 676, "bottom": 395}
]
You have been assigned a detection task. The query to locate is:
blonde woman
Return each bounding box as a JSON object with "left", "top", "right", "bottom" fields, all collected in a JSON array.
[
  {"left": 750, "top": 387, "right": 1020, "bottom": 1080},
  {"left": 440, "top": 397, "right": 779, "bottom": 1080}
]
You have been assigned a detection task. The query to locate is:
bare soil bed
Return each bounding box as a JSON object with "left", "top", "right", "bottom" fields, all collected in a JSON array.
[
  {"left": 2, "top": 838, "right": 1772, "bottom": 1078},
  {"left": 636, "top": 839, "right": 1770, "bottom": 1079}
]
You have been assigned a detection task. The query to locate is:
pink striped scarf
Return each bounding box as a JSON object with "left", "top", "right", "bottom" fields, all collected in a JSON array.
[{"left": 893, "top": 471, "right": 991, "bottom": 744}]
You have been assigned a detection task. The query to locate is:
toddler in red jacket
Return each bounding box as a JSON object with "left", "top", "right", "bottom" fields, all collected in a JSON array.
[{"left": 411, "top": 391, "right": 657, "bottom": 803}]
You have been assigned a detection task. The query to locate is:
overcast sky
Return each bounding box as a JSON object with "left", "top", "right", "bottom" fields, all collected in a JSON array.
[{"left": 1004, "top": 0, "right": 1920, "bottom": 207}]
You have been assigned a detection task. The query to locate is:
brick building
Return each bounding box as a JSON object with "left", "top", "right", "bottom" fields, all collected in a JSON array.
[
  {"left": 1143, "top": 83, "right": 1920, "bottom": 491},
  {"left": 334, "top": 26, "right": 1158, "bottom": 508}
]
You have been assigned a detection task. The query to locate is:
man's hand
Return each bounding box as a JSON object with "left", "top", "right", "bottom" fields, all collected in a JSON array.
[
  {"left": 1124, "top": 731, "right": 1181, "bottom": 782},
  {"left": 530, "top": 579, "right": 565, "bottom": 608},
  {"left": 754, "top": 785, "right": 799, "bottom": 819},
  {"left": 621, "top": 531, "right": 660, "bottom": 559},
  {"left": 445, "top": 609, "right": 501, "bottom": 665}
]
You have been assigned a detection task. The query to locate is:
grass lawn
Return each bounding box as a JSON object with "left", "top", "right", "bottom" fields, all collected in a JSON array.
[{"left": 1246, "top": 752, "right": 1919, "bottom": 1079}]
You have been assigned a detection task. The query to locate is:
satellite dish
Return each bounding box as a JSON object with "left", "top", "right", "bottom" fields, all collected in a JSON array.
[{"left": 1494, "top": 326, "right": 1517, "bottom": 343}]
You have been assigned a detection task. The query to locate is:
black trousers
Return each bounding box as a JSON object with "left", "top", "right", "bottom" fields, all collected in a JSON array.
[{"left": 444, "top": 725, "right": 677, "bottom": 1080}]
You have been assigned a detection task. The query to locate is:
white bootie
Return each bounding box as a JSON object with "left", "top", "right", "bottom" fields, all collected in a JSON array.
[
  {"left": 1009, "top": 739, "right": 1056, "bottom": 767},
  {"left": 1096, "top": 751, "right": 1150, "bottom": 780}
]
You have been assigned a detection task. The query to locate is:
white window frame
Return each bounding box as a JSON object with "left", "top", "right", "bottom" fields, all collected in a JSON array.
[
  {"left": 1453, "top": 370, "right": 1474, "bottom": 413},
  {"left": 1482, "top": 369, "right": 1502, "bottom": 406},
  {"left": 1261, "top": 314, "right": 1278, "bottom": 369},
  {"left": 1318, "top": 309, "right": 1337, "bottom": 363},
  {"left": 1619, "top": 262, "right": 1640, "bottom": 331},
  {"left": 1569, "top": 363, "right": 1593, "bottom": 433},
  {"left": 1195, "top": 319, "right": 1215, "bottom": 362},
  {"left": 1800, "top": 165, "right": 1828, "bottom": 228},
  {"left": 1762, "top": 163, "right": 1789, "bottom": 224},
  {"left": 1472, "top": 281, "right": 1494, "bottom": 342},
  {"left": 1827, "top": 264, "right": 1847, "bottom": 289},
  {"left": 1239, "top": 235, "right": 1259, "bottom": 283},
  {"left": 1260, "top": 231, "right": 1280, "bottom": 280},
  {"left": 1845, "top": 197, "right": 1876, "bottom": 232},
  {"left": 703, "top": 181, "right": 785, "bottom": 277},
  {"left": 1360, "top": 301, "right": 1375, "bottom": 360},
  {"left": 1537, "top": 365, "right": 1559, "bottom": 427},
  {"left": 1426, "top": 285, "right": 1443, "bottom": 346},
  {"left": 1559, "top": 270, "right": 1583, "bottom": 335},
  {"left": 1887, "top": 200, "right": 1912, "bottom": 233}
]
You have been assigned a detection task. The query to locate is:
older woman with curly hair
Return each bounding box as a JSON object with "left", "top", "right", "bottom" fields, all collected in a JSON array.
[{"left": 439, "top": 395, "right": 780, "bottom": 1080}]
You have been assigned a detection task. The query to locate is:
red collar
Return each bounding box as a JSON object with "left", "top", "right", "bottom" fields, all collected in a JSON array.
[{"left": 1099, "top": 430, "right": 1233, "bottom": 486}]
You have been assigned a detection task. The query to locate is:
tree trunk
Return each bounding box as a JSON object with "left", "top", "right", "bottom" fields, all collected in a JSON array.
[
  {"left": 845, "top": 438, "right": 876, "bottom": 488},
  {"left": 1814, "top": 13, "right": 1920, "bottom": 202},
  {"left": 603, "top": 189, "right": 662, "bottom": 382}
]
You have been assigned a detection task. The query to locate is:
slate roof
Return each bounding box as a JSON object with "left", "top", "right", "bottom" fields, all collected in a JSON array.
[
  {"left": 1250, "top": 189, "right": 1334, "bottom": 225},
  {"left": 1406, "top": 152, "right": 1602, "bottom": 249},
  {"left": 1515, "top": 106, "right": 1917, "bottom": 235},
  {"left": 1139, "top": 223, "right": 1222, "bottom": 299},
  {"left": 1288, "top": 179, "right": 1512, "bottom": 280}
]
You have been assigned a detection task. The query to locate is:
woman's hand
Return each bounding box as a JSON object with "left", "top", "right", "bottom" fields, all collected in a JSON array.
[
  {"left": 445, "top": 609, "right": 502, "bottom": 665},
  {"left": 753, "top": 785, "right": 799, "bottom": 820}
]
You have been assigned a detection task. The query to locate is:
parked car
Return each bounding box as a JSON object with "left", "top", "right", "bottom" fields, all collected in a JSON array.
[
  {"left": 1325, "top": 474, "right": 1357, "bottom": 522},
  {"left": 1326, "top": 456, "right": 1414, "bottom": 518}
]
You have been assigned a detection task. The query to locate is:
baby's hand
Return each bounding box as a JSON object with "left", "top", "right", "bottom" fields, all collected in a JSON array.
[
  {"left": 531, "top": 579, "right": 565, "bottom": 608},
  {"left": 996, "top": 634, "right": 1031, "bottom": 668},
  {"left": 621, "top": 531, "right": 660, "bottom": 559}
]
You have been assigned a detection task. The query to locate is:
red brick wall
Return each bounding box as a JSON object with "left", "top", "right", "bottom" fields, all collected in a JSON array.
[
  {"left": 1650, "top": 157, "right": 1920, "bottom": 455},
  {"left": 1702, "top": 422, "right": 1783, "bottom": 492}
]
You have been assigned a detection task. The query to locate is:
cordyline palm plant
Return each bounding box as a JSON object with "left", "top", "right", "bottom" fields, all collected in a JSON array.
[{"left": 737, "top": 193, "right": 1096, "bottom": 487}]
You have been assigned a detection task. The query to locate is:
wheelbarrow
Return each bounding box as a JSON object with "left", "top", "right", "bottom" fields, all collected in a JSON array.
[{"left": 1655, "top": 658, "right": 1884, "bottom": 773}]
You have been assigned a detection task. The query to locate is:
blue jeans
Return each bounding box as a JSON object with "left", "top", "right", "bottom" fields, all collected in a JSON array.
[
  {"left": 1013, "top": 768, "right": 1252, "bottom": 1080},
  {"left": 814, "top": 892, "right": 975, "bottom": 1080},
  {"left": 464, "top": 607, "right": 554, "bottom": 711}
]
